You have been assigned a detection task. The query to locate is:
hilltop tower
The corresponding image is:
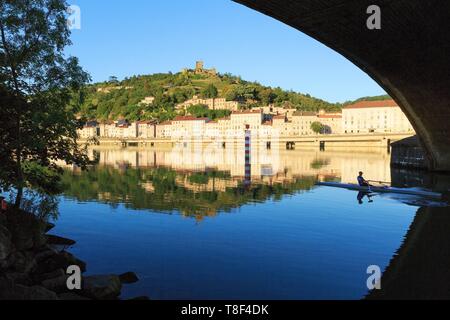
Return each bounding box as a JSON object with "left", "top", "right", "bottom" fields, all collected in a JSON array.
[
  {"left": 195, "top": 61, "right": 204, "bottom": 73},
  {"left": 193, "top": 61, "right": 217, "bottom": 76}
]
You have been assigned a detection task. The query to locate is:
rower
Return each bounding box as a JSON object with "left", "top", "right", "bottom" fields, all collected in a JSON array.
[{"left": 357, "top": 171, "right": 371, "bottom": 187}]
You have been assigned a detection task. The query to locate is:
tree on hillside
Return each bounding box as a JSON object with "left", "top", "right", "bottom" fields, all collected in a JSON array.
[
  {"left": 310, "top": 122, "right": 325, "bottom": 134},
  {"left": 186, "top": 104, "right": 231, "bottom": 120},
  {"left": 201, "top": 84, "right": 218, "bottom": 99},
  {"left": 108, "top": 76, "right": 119, "bottom": 84},
  {"left": 259, "top": 88, "right": 277, "bottom": 105},
  {"left": 0, "top": 0, "right": 90, "bottom": 207},
  {"left": 187, "top": 104, "right": 210, "bottom": 118}
]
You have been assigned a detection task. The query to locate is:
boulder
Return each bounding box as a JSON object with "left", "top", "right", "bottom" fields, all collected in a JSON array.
[
  {"left": 46, "top": 235, "right": 76, "bottom": 246},
  {"left": 34, "top": 251, "right": 86, "bottom": 275},
  {"left": 82, "top": 275, "right": 122, "bottom": 300},
  {"left": 41, "top": 274, "right": 70, "bottom": 293},
  {"left": 9, "top": 251, "right": 37, "bottom": 274},
  {"left": 4, "top": 272, "right": 32, "bottom": 286},
  {"left": 33, "top": 268, "right": 65, "bottom": 284},
  {"left": 6, "top": 211, "right": 46, "bottom": 251},
  {"left": 0, "top": 213, "right": 6, "bottom": 225},
  {"left": 119, "top": 271, "right": 139, "bottom": 284},
  {"left": 0, "top": 224, "right": 12, "bottom": 261},
  {"left": 34, "top": 247, "right": 58, "bottom": 263},
  {"left": 0, "top": 278, "right": 58, "bottom": 300},
  {"left": 128, "top": 296, "right": 150, "bottom": 300},
  {"left": 44, "top": 222, "right": 56, "bottom": 233}
]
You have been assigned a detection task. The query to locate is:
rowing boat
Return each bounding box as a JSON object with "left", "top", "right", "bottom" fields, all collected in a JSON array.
[{"left": 316, "top": 182, "right": 442, "bottom": 199}]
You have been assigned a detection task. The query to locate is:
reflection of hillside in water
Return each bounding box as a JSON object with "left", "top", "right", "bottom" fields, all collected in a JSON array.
[
  {"left": 61, "top": 165, "right": 319, "bottom": 221},
  {"left": 62, "top": 146, "right": 449, "bottom": 219},
  {"left": 61, "top": 147, "right": 395, "bottom": 220}
]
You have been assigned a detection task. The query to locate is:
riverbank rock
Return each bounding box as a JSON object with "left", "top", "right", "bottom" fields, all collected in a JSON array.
[
  {"left": 5, "top": 210, "right": 46, "bottom": 251},
  {"left": 34, "top": 246, "right": 58, "bottom": 263},
  {"left": 0, "top": 208, "right": 140, "bottom": 300},
  {"left": 4, "top": 272, "right": 32, "bottom": 286},
  {"left": 119, "top": 271, "right": 139, "bottom": 284},
  {"left": 44, "top": 222, "right": 55, "bottom": 233},
  {"left": 128, "top": 296, "right": 150, "bottom": 300},
  {"left": 41, "top": 274, "right": 70, "bottom": 293},
  {"left": 33, "top": 268, "right": 65, "bottom": 284},
  {"left": 0, "top": 278, "right": 58, "bottom": 300},
  {"left": 9, "top": 251, "right": 37, "bottom": 274},
  {"left": 46, "top": 234, "right": 76, "bottom": 246},
  {"left": 0, "top": 224, "right": 12, "bottom": 261},
  {"left": 34, "top": 251, "right": 86, "bottom": 275},
  {"left": 82, "top": 275, "right": 122, "bottom": 300}
]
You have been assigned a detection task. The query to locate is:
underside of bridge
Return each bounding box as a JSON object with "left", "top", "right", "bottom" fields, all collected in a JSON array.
[{"left": 233, "top": 0, "right": 450, "bottom": 171}]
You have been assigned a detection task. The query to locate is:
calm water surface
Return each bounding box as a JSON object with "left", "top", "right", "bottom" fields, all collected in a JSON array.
[{"left": 52, "top": 146, "right": 444, "bottom": 299}]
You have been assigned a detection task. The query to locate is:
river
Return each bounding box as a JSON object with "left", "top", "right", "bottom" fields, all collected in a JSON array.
[{"left": 51, "top": 145, "right": 450, "bottom": 299}]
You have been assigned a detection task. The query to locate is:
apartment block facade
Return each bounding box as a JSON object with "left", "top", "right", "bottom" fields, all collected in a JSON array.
[
  {"left": 78, "top": 100, "right": 414, "bottom": 141},
  {"left": 342, "top": 100, "right": 414, "bottom": 134}
]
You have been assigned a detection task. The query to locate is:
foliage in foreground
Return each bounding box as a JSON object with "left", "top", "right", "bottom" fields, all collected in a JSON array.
[{"left": 0, "top": 0, "right": 90, "bottom": 206}]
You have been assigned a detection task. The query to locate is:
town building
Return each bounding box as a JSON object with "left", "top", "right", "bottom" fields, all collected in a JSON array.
[
  {"left": 156, "top": 121, "right": 173, "bottom": 139},
  {"left": 137, "top": 120, "right": 157, "bottom": 138},
  {"left": 204, "top": 120, "right": 220, "bottom": 140},
  {"left": 99, "top": 121, "right": 116, "bottom": 138},
  {"left": 139, "top": 96, "right": 155, "bottom": 106},
  {"left": 316, "top": 110, "right": 342, "bottom": 134},
  {"left": 342, "top": 99, "right": 414, "bottom": 134},
  {"left": 170, "top": 116, "right": 210, "bottom": 140},
  {"left": 227, "top": 110, "right": 264, "bottom": 138},
  {"left": 77, "top": 121, "right": 99, "bottom": 139},
  {"left": 291, "top": 111, "right": 318, "bottom": 136},
  {"left": 77, "top": 99, "right": 415, "bottom": 141},
  {"left": 261, "top": 105, "right": 297, "bottom": 119},
  {"left": 176, "top": 95, "right": 240, "bottom": 111}
]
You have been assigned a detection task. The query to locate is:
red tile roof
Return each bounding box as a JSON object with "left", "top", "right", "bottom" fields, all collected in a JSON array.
[
  {"left": 317, "top": 114, "right": 342, "bottom": 119},
  {"left": 136, "top": 120, "right": 156, "bottom": 125},
  {"left": 173, "top": 116, "right": 210, "bottom": 121},
  {"left": 343, "top": 99, "right": 398, "bottom": 109},
  {"left": 232, "top": 109, "right": 262, "bottom": 115}
]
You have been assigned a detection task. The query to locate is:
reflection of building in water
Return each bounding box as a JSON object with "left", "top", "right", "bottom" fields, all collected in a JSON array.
[{"left": 86, "top": 146, "right": 392, "bottom": 186}]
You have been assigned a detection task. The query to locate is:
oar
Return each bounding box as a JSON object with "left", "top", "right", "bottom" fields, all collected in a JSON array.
[{"left": 368, "top": 180, "right": 392, "bottom": 185}]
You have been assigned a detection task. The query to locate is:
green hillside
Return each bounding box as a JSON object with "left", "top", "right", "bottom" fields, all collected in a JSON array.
[
  {"left": 75, "top": 71, "right": 344, "bottom": 122},
  {"left": 342, "top": 94, "right": 391, "bottom": 106}
]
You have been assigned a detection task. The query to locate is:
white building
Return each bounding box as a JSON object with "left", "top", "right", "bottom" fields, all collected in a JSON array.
[{"left": 343, "top": 100, "right": 414, "bottom": 134}]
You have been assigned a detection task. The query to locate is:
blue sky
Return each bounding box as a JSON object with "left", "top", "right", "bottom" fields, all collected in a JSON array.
[{"left": 66, "top": 0, "right": 386, "bottom": 103}]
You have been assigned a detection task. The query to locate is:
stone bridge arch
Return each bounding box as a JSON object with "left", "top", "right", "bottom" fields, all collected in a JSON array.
[{"left": 233, "top": 0, "right": 450, "bottom": 171}]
